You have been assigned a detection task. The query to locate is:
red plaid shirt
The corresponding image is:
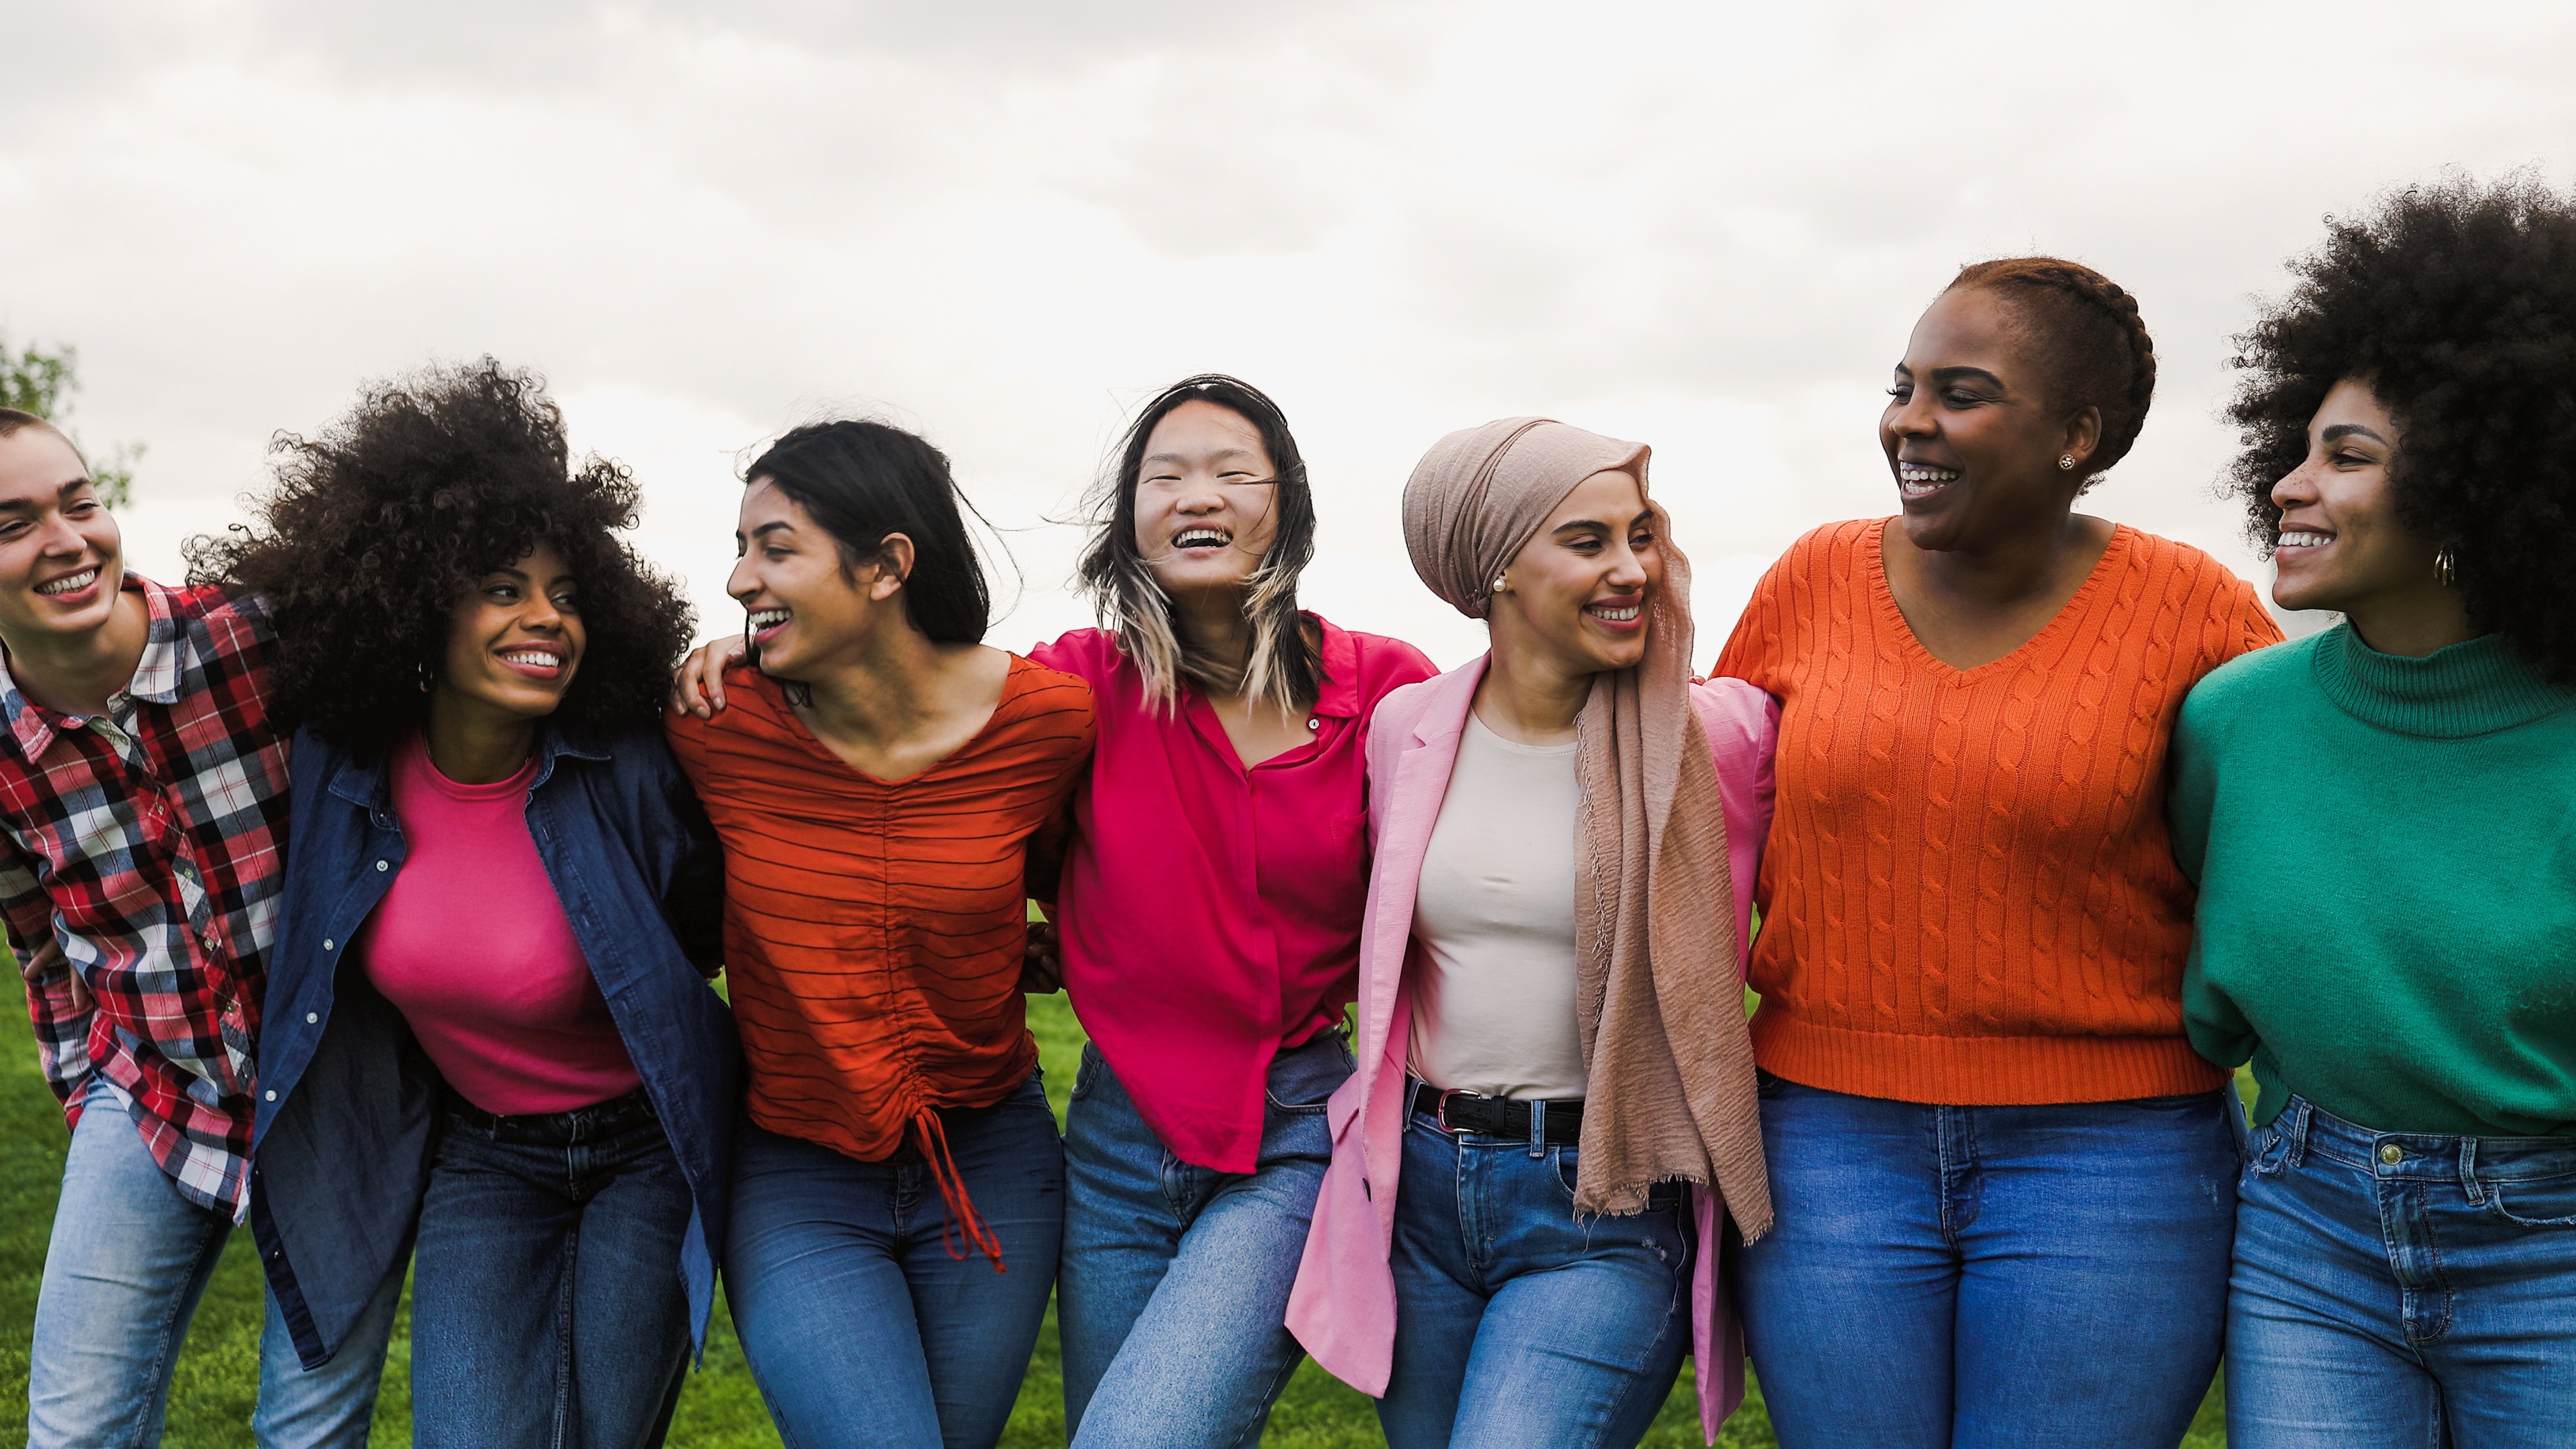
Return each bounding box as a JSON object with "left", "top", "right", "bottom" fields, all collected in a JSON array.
[{"left": 0, "top": 576, "right": 289, "bottom": 1216}]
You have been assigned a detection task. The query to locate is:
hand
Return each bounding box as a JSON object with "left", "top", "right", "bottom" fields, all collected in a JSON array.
[
  {"left": 1019, "top": 919, "right": 1063, "bottom": 995},
  {"left": 670, "top": 635, "right": 751, "bottom": 718},
  {"left": 18, "top": 938, "right": 87, "bottom": 1014}
]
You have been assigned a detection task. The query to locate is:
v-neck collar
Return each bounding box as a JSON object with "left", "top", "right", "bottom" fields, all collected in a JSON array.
[{"left": 1868, "top": 518, "right": 2132, "bottom": 684}]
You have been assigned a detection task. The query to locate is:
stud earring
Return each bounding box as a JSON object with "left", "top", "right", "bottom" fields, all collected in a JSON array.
[
  {"left": 1491, "top": 574, "right": 1508, "bottom": 592},
  {"left": 2058, "top": 454, "right": 2076, "bottom": 471}
]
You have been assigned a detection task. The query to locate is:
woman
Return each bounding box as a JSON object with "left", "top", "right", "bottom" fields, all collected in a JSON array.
[
  {"left": 2176, "top": 176, "right": 2576, "bottom": 1448},
  {"left": 219, "top": 359, "right": 735, "bottom": 1448},
  {"left": 678, "top": 377, "right": 1435, "bottom": 1447},
  {"left": 1288, "top": 418, "right": 1775, "bottom": 1448},
  {"left": 664, "top": 420, "right": 1092, "bottom": 1449},
  {"left": 1715, "top": 259, "right": 2283, "bottom": 1446}
]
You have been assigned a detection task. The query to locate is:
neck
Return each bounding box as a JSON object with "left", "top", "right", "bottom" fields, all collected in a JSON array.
[
  {"left": 424, "top": 689, "right": 539, "bottom": 785},
  {"left": 1169, "top": 584, "right": 1254, "bottom": 689},
  {"left": 1473, "top": 631, "right": 1595, "bottom": 744},
  {"left": 795, "top": 617, "right": 963, "bottom": 745},
  {"left": 2344, "top": 581, "right": 2479, "bottom": 660},
  {"left": 3, "top": 585, "right": 151, "bottom": 719},
  {"left": 1906, "top": 507, "right": 2097, "bottom": 606}
]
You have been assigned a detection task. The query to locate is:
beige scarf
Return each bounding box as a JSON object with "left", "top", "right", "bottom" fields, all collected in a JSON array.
[{"left": 1401, "top": 418, "right": 1771, "bottom": 1238}]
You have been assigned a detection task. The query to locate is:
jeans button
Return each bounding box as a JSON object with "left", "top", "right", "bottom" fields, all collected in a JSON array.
[{"left": 2378, "top": 1143, "right": 2404, "bottom": 1166}]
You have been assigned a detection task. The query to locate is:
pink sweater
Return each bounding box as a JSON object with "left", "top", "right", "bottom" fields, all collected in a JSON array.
[
  {"left": 1286, "top": 657, "right": 1776, "bottom": 1443},
  {"left": 360, "top": 737, "right": 640, "bottom": 1116}
]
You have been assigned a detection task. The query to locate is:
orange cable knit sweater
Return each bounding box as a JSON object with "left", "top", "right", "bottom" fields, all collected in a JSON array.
[{"left": 1712, "top": 519, "right": 2282, "bottom": 1104}]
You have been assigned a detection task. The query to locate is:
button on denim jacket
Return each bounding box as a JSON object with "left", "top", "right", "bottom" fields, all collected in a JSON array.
[{"left": 250, "top": 723, "right": 736, "bottom": 1370}]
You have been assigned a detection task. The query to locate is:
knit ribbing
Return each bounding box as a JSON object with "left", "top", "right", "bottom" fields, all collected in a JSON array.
[
  {"left": 2312, "top": 628, "right": 2576, "bottom": 738},
  {"left": 1713, "top": 519, "right": 2281, "bottom": 1106}
]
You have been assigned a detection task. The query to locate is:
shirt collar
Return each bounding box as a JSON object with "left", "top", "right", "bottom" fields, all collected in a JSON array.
[
  {"left": 1, "top": 574, "right": 179, "bottom": 760},
  {"left": 1309, "top": 614, "right": 1361, "bottom": 720}
]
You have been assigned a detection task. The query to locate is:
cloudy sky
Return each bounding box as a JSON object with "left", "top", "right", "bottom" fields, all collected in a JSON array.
[{"left": 6, "top": 1, "right": 2570, "bottom": 667}]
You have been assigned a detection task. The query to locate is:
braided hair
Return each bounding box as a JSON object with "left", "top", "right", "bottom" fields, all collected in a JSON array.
[{"left": 1947, "top": 257, "right": 2157, "bottom": 493}]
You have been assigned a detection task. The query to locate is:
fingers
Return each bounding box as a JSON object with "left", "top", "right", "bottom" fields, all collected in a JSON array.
[
  {"left": 17, "top": 937, "right": 59, "bottom": 984},
  {"left": 671, "top": 638, "right": 738, "bottom": 719}
]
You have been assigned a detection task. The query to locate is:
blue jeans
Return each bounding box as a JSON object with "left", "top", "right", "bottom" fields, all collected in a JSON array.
[
  {"left": 2228, "top": 1096, "right": 2576, "bottom": 1448},
  {"left": 1058, "top": 1031, "right": 1350, "bottom": 1449},
  {"left": 28, "top": 1077, "right": 397, "bottom": 1448},
  {"left": 409, "top": 1092, "right": 695, "bottom": 1449},
  {"left": 1730, "top": 1073, "right": 2237, "bottom": 1449},
  {"left": 1375, "top": 1092, "right": 1692, "bottom": 1449},
  {"left": 726, "top": 1074, "right": 1062, "bottom": 1449}
]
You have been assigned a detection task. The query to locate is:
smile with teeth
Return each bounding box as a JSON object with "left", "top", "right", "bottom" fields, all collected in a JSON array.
[
  {"left": 2277, "top": 530, "right": 2333, "bottom": 549},
  {"left": 1173, "top": 528, "right": 1231, "bottom": 550},
  {"left": 34, "top": 569, "right": 97, "bottom": 597},
  {"left": 1585, "top": 602, "right": 1641, "bottom": 622},
  {"left": 500, "top": 645, "right": 565, "bottom": 674},
  {"left": 748, "top": 608, "right": 790, "bottom": 634},
  {"left": 1898, "top": 463, "right": 1962, "bottom": 498}
]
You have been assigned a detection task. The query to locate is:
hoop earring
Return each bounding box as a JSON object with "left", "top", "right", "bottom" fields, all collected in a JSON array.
[
  {"left": 2058, "top": 454, "right": 2076, "bottom": 471},
  {"left": 2435, "top": 547, "right": 2457, "bottom": 588}
]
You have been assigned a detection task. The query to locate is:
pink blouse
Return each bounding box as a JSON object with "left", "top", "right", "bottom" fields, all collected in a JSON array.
[{"left": 1031, "top": 617, "right": 1438, "bottom": 1173}]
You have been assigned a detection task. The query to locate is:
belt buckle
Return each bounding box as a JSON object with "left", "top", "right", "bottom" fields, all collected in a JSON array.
[{"left": 1434, "top": 1089, "right": 1475, "bottom": 1135}]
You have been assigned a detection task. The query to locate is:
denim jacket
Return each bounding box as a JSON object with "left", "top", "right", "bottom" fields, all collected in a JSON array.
[{"left": 250, "top": 723, "right": 736, "bottom": 1369}]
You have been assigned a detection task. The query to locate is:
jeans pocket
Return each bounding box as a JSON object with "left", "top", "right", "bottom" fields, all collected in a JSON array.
[
  {"left": 2242, "top": 1122, "right": 2289, "bottom": 1178},
  {"left": 1263, "top": 1034, "right": 1350, "bottom": 1115},
  {"left": 2484, "top": 1172, "right": 2576, "bottom": 1229},
  {"left": 1070, "top": 1044, "right": 1100, "bottom": 1104}
]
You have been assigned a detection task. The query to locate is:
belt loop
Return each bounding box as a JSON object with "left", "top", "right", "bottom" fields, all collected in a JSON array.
[
  {"left": 1529, "top": 1100, "right": 1547, "bottom": 1160},
  {"left": 2285, "top": 1099, "right": 2313, "bottom": 1168},
  {"left": 2459, "top": 1137, "right": 2484, "bottom": 1206}
]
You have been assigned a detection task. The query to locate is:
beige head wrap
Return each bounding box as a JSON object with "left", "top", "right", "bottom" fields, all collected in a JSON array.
[{"left": 1401, "top": 419, "right": 1771, "bottom": 1238}]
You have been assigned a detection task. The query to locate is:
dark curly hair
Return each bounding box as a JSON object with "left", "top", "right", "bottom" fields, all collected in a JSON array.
[
  {"left": 1949, "top": 256, "right": 2158, "bottom": 492},
  {"left": 186, "top": 358, "right": 693, "bottom": 756},
  {"left": 2225, "top": 173, "right": 2576, "bottom": 684}
]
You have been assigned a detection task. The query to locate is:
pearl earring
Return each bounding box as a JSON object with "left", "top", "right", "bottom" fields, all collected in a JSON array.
[
  {"left": 1491, "top": 575, "right": 1508, "bottom": 592},
  {"left": 2058, "top": 454, "right": 2076, "bottom": 471}
]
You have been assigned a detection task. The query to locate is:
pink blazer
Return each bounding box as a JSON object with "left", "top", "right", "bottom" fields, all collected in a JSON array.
[{"left": 1284, "top": 655, "right": 1777, "bottom": 1444}]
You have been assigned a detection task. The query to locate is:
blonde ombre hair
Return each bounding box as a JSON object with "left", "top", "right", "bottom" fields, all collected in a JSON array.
[{"left": 1076, "top": 375, "right": 1323, "bottom": 714}]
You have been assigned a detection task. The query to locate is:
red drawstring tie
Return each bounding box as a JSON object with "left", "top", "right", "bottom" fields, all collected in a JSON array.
[{"left": 912, "top": 1107, "right": 1007, "bottom": 1273}]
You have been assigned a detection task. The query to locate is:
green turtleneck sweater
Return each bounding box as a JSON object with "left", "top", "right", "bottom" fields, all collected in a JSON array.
[{"left": 2172, "top": 626, "right": 2576, "bottom": 1137}]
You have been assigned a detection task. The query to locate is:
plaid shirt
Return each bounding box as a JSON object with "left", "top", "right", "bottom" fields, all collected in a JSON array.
[{"left": 0, "top": 576, "right": 289, "bottom": 1216}]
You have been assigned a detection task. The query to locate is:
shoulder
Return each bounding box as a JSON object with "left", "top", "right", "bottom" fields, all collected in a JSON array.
[
  {"left": 2178, "top": 631, "right": 2318, "bottom": 739},
  {"left": 1316, "top": 616, "right": 1439, "bottom": 700},
  {"left": 1025, "top": 627, "right": 1125, "bottom": 683},
  {"left": 1772, "top": 518, "right": 1880, "bottom": 577},
  {"left": 1688, "top": 677, "right": 1776, "bottom": 749},
  {"left": 2115, "top": 527, "right": 2263, "bottom": 604},
  {"left": 663, "top": 664, "right": 786, "bottom": 752},
  {"left": 1004, "top": 655, "right": 1097, "bottom": 725},
  {"left": 2110, "top": 526, "right": 2283, "bottom": 655},
  {"left": 159, "top": 578, "right": 274, "bottom": 650}
]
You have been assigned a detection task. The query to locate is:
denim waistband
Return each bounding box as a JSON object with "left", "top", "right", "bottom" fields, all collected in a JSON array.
[
  {"left": 445, "top": 1085, "right": 656, "bottom": 1145},
  {"left": 2271, "top": 1095, "right": 2576, "bottom": 1187}
]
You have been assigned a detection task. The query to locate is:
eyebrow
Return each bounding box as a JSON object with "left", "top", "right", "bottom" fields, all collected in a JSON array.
[
  {"left": 0, "top": 477, "right": 96, "bottom": 517},
  {"left": 1141, "top": 448, "right": 1260, "bottom": 468},
  {"left": 2321, "top": 423, "right": 2387, "bottom": 444},
  {"left": 743, "top": 521, "right": 797, "bottom": 541},
  {"left": 1894, "top": 363, "right": 2009, "bottom": 390},
  {"left": 1551, "top": 509, "right": 1654, "bottom": 535}
]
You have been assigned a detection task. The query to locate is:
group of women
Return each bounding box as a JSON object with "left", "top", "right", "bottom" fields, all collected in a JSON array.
[{"left": 226, "top": 171, "right": 2575, "bottom": 1449}]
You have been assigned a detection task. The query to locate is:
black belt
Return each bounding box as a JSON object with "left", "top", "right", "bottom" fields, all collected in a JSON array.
[
  {"left": 1410, "top": 1082, "right": 1585, "bottom": 1145},
  {"left": 445, "top": 1086, "right": 655, "bottom": 1145}
]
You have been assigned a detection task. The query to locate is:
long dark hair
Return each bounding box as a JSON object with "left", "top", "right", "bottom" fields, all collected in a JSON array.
[
  {"left": 745, "top": 419, "right": 992, "bottom": 652},
  {"left": 1074, "top": 375, "right": 1323, "bottom": 711}
]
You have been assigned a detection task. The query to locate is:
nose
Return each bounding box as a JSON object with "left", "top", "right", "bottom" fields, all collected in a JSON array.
[
  {"left": 1604, "top": 536, "right": 1651, "bottom": 589},
  {"left": 2270, "top": 457, "right": 2321, "bottom": 513},
  {"left": 1885, "top": 388, "right": 1938, "bottom": 439},
  {"left": 34, "top": 512, "right": 87, "bottom": 558},
  {"left": 727, "top": 555, "right": 760, "bottom": 603},
  {"left": 521, "top": 590, "right": 564, "bottom": 631}
]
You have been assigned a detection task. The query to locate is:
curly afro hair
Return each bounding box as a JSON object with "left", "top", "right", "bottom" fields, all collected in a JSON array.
[
  {"left": 187, "top": 358, "right": 694, "bottom": 756},
  {"left": 2226, "top": 172, "right": 2576, "bottom": 683}
]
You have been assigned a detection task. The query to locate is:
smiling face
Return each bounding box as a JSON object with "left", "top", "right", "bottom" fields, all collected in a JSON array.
[
  {"left": 1488, "top": 469, "right": 1661, "bottom": 678},
  {"left": 1130, "top": 399, "right": 1280, "bottom": 602},
  {"left": 728, "top": 475, "right": 898, "bottom": 680},
  {"left": 0, "top": 425, "right": 123, "bottom": 646},
  {"left": 435, "top": 541, "right": 585, "bottom": 725},
  {"left": 1880, "top": 286, "right": 2100, "bottom": 551},
  {"left": 2268, "top": 379, "right": 2438, "bottom": 614}
]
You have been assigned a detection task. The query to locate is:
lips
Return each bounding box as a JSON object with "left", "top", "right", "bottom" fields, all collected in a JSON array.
[
  {"left": 1172, "top": 527, "right": 1231, "bottom": 551},
  {"left": 1897, "top": 462, "right": 1961, "bottom": 501},
  {"left": 497, "top": 644, "right": 567, "bottom": 679},
  {"left": 2276, "top": 528, "right": 2334, "bottom": 551},
  {"left": 1584, "top": 596, "right": 1646, "bottom": 631},
  {"left": 747, "top": 607, "right": 790, "bottom": 644},
  {"left": 33, "top": 567, "right": 99, "bottom": 599}
]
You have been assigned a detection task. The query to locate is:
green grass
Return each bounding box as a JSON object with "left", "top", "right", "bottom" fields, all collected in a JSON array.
[{"left": 0, "top": 990, "right": 2237, "bottom": 1446}]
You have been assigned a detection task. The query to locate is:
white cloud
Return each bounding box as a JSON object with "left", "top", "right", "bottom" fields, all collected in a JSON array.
[{"left": 6, "top": 0, "right": 2569, "bottom": 667}]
